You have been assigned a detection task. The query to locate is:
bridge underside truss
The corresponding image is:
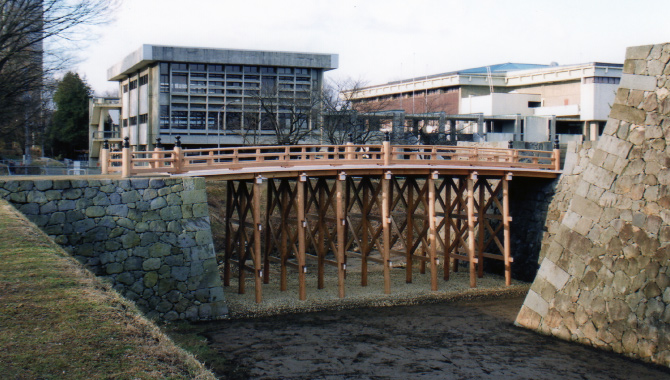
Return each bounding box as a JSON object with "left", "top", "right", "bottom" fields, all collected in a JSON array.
[{"left": 222, "top": 170, "right": 512, "bottom": 303}]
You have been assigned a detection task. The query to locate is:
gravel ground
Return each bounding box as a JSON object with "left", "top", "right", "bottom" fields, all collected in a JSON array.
[{"left": 221, "top": 260, "right": 529, "bottom": 319}]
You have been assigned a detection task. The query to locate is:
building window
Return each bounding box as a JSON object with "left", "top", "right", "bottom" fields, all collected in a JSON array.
[
  {"left": 528, "top": 101, "right": 541, "bottom": 108},
  {"left": 209, "top": 88, "right": 224, "bottom": 94},
  {"left": 160, "top": 106, "right": 169, "bottom": 128},
  {"left": 173, "top": 63, "right": 188, "bottom": 71},
  {"left": 191, "top": 64, "right": 206, "bottom": 71},
  {"left": 123, "top": 84, "right": 128, "bottom": 93},
  {"left": 139, "top": 75, "right": 148, "bottom": 86},
  {"left": 160, "top": 74, "right": 169, "bottom": 92},
  {"left": 190, "top": 111, "right": 206, "bottom": 129},
  {"left": 261, "top": 67, "right": 276, "bottom": 74},
  {"left": 171, "top": 111, "right": 188, "bottom": 128},
  {"left": 295, "top": 68, "right": 308, "bottom": 75},
  {"left": 278, "top": 67, "right": 292, "bottom": 74},
  {"left": 172, "top": 73, "right": 187, "bottom": 92},
  {"left": 139, "top": 114, "right": 148, "bottom": 124},
  {"left": 160, "top": 63, "right": 169, "bottom": 74},
  {"left": 583, "top": 76, "right": 620, "bottom": 84},
  {"left": 129, "top": 116, "right": 137, "bottom": 126},
  {"left": 129, "top": 80, "right": 138, "bottom": 90},
  {"left": 122, "top": 119, "right": 128, "bottom": 127},
  {"left": 209, "top": 64, "right": 223, "bottom": 72},
  {"left": 244, "top": 66, "right": 259, "bottom": 73},
  {"left": 244, "top": 75, "right": 260, "bottom": 81},
  {"left": 225, "top": 65, "right": 242, "bottom": 73}
]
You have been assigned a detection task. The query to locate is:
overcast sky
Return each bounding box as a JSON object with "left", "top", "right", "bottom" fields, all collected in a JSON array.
[{"left": 76, "top": 0, "right": 670, "bottom": 95}]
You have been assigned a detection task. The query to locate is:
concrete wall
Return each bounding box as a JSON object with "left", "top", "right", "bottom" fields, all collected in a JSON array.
[
  {"left": 516, "top": 42, "right": 670, "bottom": 366},
  {"left": 0, "top": 177, "right": 228, "bottom": 321}
]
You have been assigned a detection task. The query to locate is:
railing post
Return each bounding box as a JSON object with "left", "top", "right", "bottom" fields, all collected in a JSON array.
[
  {"left": 153, "top": 138, "right": 163, "bottom": 169},
  {"left": 345, "top": 142, "right": 354, "bottom": 160},
  {"left": 100, "top": 139, "right": 110, "bottom": 175},
  {"left": 173, "top": 136, "right": 183, "bottom": 174},
  {"left": 553, "top": 136, "right": 561, "bottom": 170},
  {"left": 121, "top": 137, "right": 131, "bottom": 178}
]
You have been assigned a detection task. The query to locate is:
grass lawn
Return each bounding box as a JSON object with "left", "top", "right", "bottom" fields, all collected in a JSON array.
[{"left": 0, "top": 199, "right": 217, "bottom": 379}]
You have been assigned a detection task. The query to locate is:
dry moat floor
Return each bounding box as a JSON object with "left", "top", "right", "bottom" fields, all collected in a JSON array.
[{"left": 184, "top": 264, "right": 670, "bottom": 379}]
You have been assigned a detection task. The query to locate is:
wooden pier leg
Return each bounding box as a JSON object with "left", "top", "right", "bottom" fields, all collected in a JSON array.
[
  {"left": 263, "top": 179, "right": 272, "bottom": 284},
  {"left": 406, "top": 178, "right": 414, "bottom": 283},
  {"left": 280, "top": 180, "right": 288, "bottom": 292},
  {"left": 253, "top": 176, "right": 263, "bottom": 303},
  {"left": 297, "top": 174, "right": 307, "bottom": 301},
  {"left": 467, "top": 172, "right": 477, "bottom": 288},
  {"left": 428, "top": 172, "right": 438, "bottom": 291},
  {"left": 317, "top": 179, "right": 325, "bottom": 290},
  {"left": 361, "top": 179, "right": 369, "bottom": 287},
  {"left": 336, "top": 172, "right": 346, "bottom": 298},
  {"left": 238, "top": 182, "right": 247, "bottom": 295},
  {"left": 223, "top": 180, "right": 233, "bottom": 287},
  {"left": 478, "top": 178, "right": 485, "bottom": 279},
  {"left": 503, "top": 173, "right": 512, "bottom": 286},
  {"left": 444, "top": 177, "right": 451, "bottom": 281},
  {"left": 382, "top": 171, "right": 392, "bottom": 294}
]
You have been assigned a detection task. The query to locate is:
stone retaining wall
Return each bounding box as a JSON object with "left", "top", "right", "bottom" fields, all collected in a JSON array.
[
  {"left": 0, "top": 177, "right": 228, "bottom": 321},
  {"left": 516, "top": 43, "right": 670, "bottom": 366}
]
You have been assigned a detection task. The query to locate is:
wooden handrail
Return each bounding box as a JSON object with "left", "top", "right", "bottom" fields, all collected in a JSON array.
[{"left": 105, "top": 144, "right": 560, "bottom": 178}]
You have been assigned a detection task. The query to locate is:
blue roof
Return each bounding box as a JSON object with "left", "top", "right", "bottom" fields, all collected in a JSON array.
[{"left": 386, "top": 63, "right": 551, "bottom": 85}]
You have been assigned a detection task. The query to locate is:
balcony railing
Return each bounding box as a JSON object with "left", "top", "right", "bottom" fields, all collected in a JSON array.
[{"left": 92, "top": 131, "right": 121, "bottom": 140}]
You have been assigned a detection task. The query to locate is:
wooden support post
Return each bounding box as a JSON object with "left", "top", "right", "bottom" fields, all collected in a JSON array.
[
  {"left": 253, "top": 176, "right": 263, "bottom": 303},
  {"left": 503, "top": 172, "right": 512, "bottom": 286},
  {"left": 223, "top": 180, "right": 233, "bottom": 286},
  {"left": 444, "top": 177, "right": 451, "bottom": 281},
  {"left": 336, "top": 172, "right": 346, "bottom": 298},
  {"left": 553, "top": 147, "right": 561, "bottom": 171},
  {"left": 382, "top": 171, "right": 392, "bottom": 294},
  {"left": 317, "top": 179, "right": 326, "bottom": 289},
  {"left": 152, "top": 145, "right": 163, "bottom": 169},
  {"left": 238, "top": 182, "right": 247, "bottom": 295},
  {"left": 478, "top": 178, "right": 485, "bottom": 279},
  {"left": 383, "top": 141, "right": 391, "bottom": 166},
  {"left": 428, "top": 171, "right": 438, "bottom": 291},
  {"left": 280, "top": 180, "right": 288, "bottom": 291},
  {"left": 263, "top": 179, "right": 272, "bottom": 284},
  {"left": 406, "top": 178, "right": 414, "bottom": 284},
  {"left": 361, "top": 179, "right": 369, "bottom": 287},
  {"left": 100, "top": 143, "right": 110, "bottom": 175},
  {"left": 173, "top": 143, "right": 183, "bottom": 174},
  {"left": 121, "top": 137, "right": 131, "bottom": 178},
  {"left": 467, "top": 172, "right": 477, "bottom": 288},
  {"left": 297, "top": 173, "right": 307, "bottom": 301}
]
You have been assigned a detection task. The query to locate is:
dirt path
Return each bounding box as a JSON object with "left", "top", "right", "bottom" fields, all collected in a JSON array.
[{"left": 204, "top": 296, "right": 670, "bottom": 379}]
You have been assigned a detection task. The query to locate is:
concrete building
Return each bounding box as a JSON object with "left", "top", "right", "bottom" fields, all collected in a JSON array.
[
  {"left": 103, "top": 45, "right": 338, "bottom": 153},
  {"left": 88, "top": 97, "right": 121, "bottom": 163},
  {"left": 349, "top": 62, "right": 623, "bottom": 143}
]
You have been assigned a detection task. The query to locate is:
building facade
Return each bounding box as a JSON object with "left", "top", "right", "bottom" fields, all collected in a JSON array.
[
  {"left": 104, "top": 45, "right": 338, "bottom": 152},
  {"left": 349, "top": 62, "right": 623, "bottom": 143}
]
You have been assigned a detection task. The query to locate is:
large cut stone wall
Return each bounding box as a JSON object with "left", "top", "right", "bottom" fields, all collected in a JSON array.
[
  {"left": 516, "top": 43, "right": 670, "bottom": 366},
  {"left": 0, "top": 177, "right": 228, "bottom": 321}
]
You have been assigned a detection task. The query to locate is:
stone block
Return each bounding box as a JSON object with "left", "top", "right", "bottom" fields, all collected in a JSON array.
[
  {"left": 537, "top": 258, "right": 571, "bottom": 290},
  {"left": 570, "top": 196, "right": 603, "bottom": 221},
  {"left": 181, "top": 190, "right": 207, "bottom": 205},
  {"left": 144, "top": 271, "right": 158, "bottom": 288},
  {"left": 609, "top": 104, "right": 646, "bottom": 125},
  {"left": 522, "top": 290, "right": 549, "bottom": 317},
  {"left": 582, "top": 164, "right": 617, "bottom": 191},
  {"left": 106, "top": 263, "right": 124, "bottom": 274},
  {"left": 597, "top": 135, "right": 632, "bottom": 159}
]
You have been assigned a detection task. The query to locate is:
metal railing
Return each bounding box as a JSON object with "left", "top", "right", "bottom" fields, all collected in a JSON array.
[
  {"left": 102, "top": 139, "right": 561, "bottom": 178},
  {"left": 92, "top": 131, "right": 121, "bottom": 140}
]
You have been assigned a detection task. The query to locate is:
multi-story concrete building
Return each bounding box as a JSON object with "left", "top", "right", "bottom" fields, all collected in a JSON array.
[
  {"left": 349, "top": 62, "right": 623, "bottom": 143},
  {"left": 102, "top": 45, "right": 338, "bottom": 153}
]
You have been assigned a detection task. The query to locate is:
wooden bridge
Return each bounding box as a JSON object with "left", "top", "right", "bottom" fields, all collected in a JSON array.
[{"left": 101, "top": 138, "right": 561, "bottom": 303}]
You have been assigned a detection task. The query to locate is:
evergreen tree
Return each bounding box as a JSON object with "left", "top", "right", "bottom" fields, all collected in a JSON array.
[{"left": 47, "top": 72, "right": 91, "bottom": 159}]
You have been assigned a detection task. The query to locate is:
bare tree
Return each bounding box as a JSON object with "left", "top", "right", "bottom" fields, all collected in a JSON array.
[
  {"left": 321, "top": 78, "right": 394, "bottom": 145},
  {"left": 0, "top": 0, "right": 119, "bottom": 159},
  {"left": 234, "top": 84, "right": 321, "bottom": 146}
]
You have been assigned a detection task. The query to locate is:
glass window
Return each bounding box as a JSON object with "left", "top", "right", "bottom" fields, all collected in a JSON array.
[
  {"left": 160, "top": 63, "right": 169, "bottom": 74},
  {"left": 190, "top": 111, "right": 206, "bottom": 129},
  {"left": 226, "top": 112, "right": 241, "bottom": 130},
  {"left": 191, "top": 73, "right": 206, "bottom": 78},
  {"left": 228, "top": 74, "right": 242, "bottom": 79},
  {"left": 209, "top": 88, "right": 224, "bottom": 94},
  {"left": 160, "top": 75, "right": 169, "bottom": 92},
  {"left": 278, "top": 67, "right": 292, "bottom": 74},
  {"left": 129, "top": 116, "right": 137, "bottom": 126},
  {"left": 171, "top": 110, "right": 188, "bottom": 128},
  {"left": 139, "top": 75, "right": 149, "bottom": 86},
  {"left": 227, "top": 81, "right": 242, "bottom": 87},
  {"left": 123, "top": 84, "right": 128, "bottom": 93},
  {"left": 172, "top": 73, "right": 188, "bottom": 92},
  {"left": 243, "top": 66, "right": 259, "bottom": 73},
  {"left": 160, "top": 106, "right": 169, "bottom": 128},
  {"left": 245, "top": 75, "right": 259, "bottom": 81},
  {"left": 209, "top": 64, "right": 223, "bottom": 72},
  {"left": 225, "top": 65, "right": 242, "bottom": 73},
  {"left": 279, "top": 76, "right": 294, "bottom": 81},
  {"left": 173, "top": 63, "right": 188, "bottom": 71},
  {"left": 191, "top": 64, "right": 206, "bottom": 71},
  {"left": 209, "top": 74, "right": 224, "bottom": 79},
  {"left": 227, "top": 89, "right": 242, "bottom": 95},
  {"left": 261, "top": 67, "right": 276, "bottom": 74},
  {"left": 295, "top": 68, "right": 308, "bottom": 75},
  {"left": 139, "top": 114, "right": 148, "bottom": 124}
]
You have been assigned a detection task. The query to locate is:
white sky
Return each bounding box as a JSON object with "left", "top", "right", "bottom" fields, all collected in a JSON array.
[{"left": 76, "top": 0, "right": 670, "bottom": 95}]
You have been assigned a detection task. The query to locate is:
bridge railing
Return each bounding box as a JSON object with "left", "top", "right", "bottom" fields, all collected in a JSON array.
[{"left": 101, "top": 142, "right": 560, "bottom": 177}]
